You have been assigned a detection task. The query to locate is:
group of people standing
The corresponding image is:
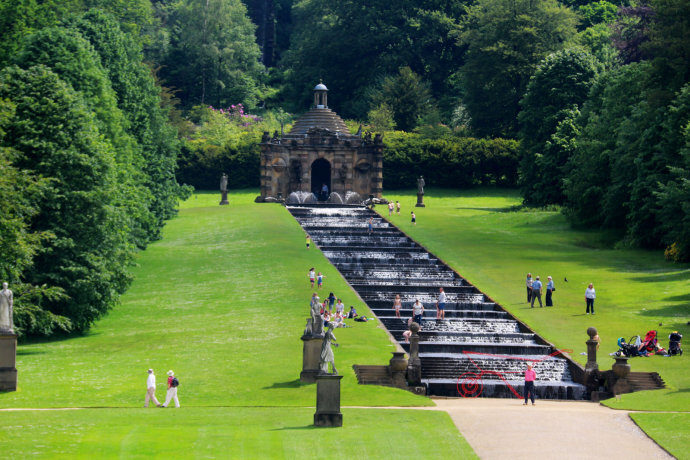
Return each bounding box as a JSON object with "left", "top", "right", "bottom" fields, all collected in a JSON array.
[
  {"left": 387, "top": 201, "right": 402, "bottom": 216},
  {"left": 525, "top": 273, "right": 555, "bottom": 308},
  {"left": 525, "top": 273, "right": 597, "bottom": 314}
]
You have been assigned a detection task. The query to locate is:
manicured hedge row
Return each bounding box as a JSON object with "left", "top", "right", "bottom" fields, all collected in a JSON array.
[
  {"left": 177, "top": 132, "right": 262, "bottom": 190},
  {"left": 382, "top": 132, "right": 520, "bottom": 189},
  {"left": 176, "top": 130, "right": 520, "bottom": 191}
]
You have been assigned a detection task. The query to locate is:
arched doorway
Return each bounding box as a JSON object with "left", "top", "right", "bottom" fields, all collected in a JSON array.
[{"left": 311, "top": 158, "right": 331, "bottom": 200}]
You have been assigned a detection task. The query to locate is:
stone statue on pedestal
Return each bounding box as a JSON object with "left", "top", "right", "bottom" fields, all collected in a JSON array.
[
  {"left": 310, "top": 297, "right": 324, "bottom": 336},
  {"left": 416, "top": 176, "right": 426, "bottom": 207},
  {"left": 320, "top": 325, "right": 338, "bottom": 374},
  {"left": 219, "top": 173, "right": 229, "bottom": 205},
  {"left": 0, "top": 282, "right": 13, "bottom": 333}
]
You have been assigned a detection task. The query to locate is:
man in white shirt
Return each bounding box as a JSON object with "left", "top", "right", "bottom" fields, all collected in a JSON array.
[{"left": 144, "top": 369, "right": 161, "bottom": 407}]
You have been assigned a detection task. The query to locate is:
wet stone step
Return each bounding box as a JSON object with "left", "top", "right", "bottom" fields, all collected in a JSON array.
[
  {"left": 403, "top": 342, "right": 551, "bottom": 355},
  {"left": 350, "top": 284, "right": 475, "bottom": 294},
  {"left": 370, "top": 309, "right": 508, "bottom": 319},
  {"left": 389, "top": 331, "right": 536, "bottom": 343},
  {"left": 361, "top": 293, "right": 486, "bottom": 303},
  {"left": 368, "top": 301, "right": 495, "bottom": 310},
  {"left": 420, "top": 356, "right": 573, "bottom": 382},
  {"left": 343, "top": 279, "right": 464, "bottom": 288},
  {"left": 319, "top": 246, "right": 426, "bottom": 253},
  {"left": 378, "top": 318, "right": 521, "bottom": 334},
  {"left": 424, "top": 380, "right": 585, "bottom": 399}
]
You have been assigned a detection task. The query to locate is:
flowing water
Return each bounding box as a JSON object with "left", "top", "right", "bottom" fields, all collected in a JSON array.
[{"left": 288, "top": 205, "right": 585, "bottom": 399}]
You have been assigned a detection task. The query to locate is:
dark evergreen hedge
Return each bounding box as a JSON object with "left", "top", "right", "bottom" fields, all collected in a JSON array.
[{"left": 382, "top": 132, "right": 520, "bottom": 189}]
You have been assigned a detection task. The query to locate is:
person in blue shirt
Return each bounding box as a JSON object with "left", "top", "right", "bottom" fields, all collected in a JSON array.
[
  {"left": 531, "top": 276, "right": 543, "bottom": 308},
  {"left": 545, "top": 276, "right": 555, "bottom": 307}
]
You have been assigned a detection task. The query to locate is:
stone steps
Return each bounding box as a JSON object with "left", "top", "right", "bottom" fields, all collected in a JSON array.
[{"left": 288, "top": 205, "right": 585, "bottom": 400}]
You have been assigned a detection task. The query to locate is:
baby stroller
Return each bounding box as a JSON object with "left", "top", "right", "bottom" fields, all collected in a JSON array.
[
  {"left": 668, "top": 331, "right": 683, "bottom": 356},
  {"left": 640, "top": 330, "right": 665, "bottom": 355},
  {"left": 615, "top": 336, "right": 644, "bottom": 357}
]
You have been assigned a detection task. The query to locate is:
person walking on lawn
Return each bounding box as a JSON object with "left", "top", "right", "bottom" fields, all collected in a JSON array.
[
  {"left": 161, "top": 370, "right": 180, "bottom": 408},
  {"left": 144, "top": 369, "right": 161, "bottom": 407}
]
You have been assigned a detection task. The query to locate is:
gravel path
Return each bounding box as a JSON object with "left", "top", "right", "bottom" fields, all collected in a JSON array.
[{"left": 432, "top": 398, "right": 673, "bottom": 460}]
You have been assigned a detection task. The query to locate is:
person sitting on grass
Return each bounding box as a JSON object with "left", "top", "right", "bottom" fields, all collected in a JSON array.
[
  {"left": 347, "top": 306, "right": 358, "bottom": 318},
  {"left": 335, "top": 298, "right": 345, "bottom": 316},
  {"left": 322, "top": 310, "right": 331, "bottom": 328}
]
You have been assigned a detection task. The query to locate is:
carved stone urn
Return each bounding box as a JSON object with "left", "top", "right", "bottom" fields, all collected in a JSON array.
[
  {"left": 390, "top": 352, "right": 408, "bottom": 372},
  {"left": 612, "top": 356, "right": 631, "bottom": 379}
]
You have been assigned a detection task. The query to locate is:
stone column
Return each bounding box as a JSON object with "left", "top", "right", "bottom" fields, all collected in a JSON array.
[
  {"left": 584, "top": 327, "right": 600, "bottom": 394},
  {"left": 314, "top": 373, "right": 343, "bottom": 427},
  {"left": 585, "top": 327, "right": 599, "bottom": 372},
  {"left": 0, "top": 332, "right": 17, "bottom": 391},
  {"left": 301, "top": 329, "right": 324, "bottom": 383}
]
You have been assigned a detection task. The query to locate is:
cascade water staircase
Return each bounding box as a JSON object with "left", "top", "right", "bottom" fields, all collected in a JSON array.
[{"left": 288, "top": 205, "right": 586, "bottom": 399}]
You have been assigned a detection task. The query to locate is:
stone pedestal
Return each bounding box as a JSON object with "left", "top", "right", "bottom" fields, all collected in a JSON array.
[
  {"left": 390, "top": 351, "right": 408, "bottom": 388},
  {"left": 415, "top": 193, "right": 425, "bottom": 207},
  {"left": 314, "top": 373, "right": 343, "bottom": 427},
  {"left": 0, "top": 333, "right": 17, "bottom": 391},
  {"left": 584, "top": 327, "right": 600, "bottom": 391},
  {"left": 219, "top": 190, "right": 229, "bottom": 205},
  {"left": 301, "top": 334, "right": 324, "bottom": 383},
  {"left": 407, "top": 323, "right": 422, "bottom": 386}
]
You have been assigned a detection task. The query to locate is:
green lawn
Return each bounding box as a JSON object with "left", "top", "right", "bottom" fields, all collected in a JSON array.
[
  {"left": 2, "top": 191, "right": 428, "bottom": 408},
  {"left": 630, "top": 413, "right": 690, "bottom": 459},
  {"left": 380, "top": 188, "right": 689, "bottom": 413},
  {"left": 1, "top": 407, "right": 475, "bottom": 459},
  {"left": 0, "top": 190, "right": 475, "bottom": 458}
]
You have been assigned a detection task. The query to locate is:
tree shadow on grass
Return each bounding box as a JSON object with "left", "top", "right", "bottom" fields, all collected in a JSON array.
[
  {"left": 630, "top": 270, "right": 690, "bottom": 283},
  {"left": 454, "top": 206, "right": 524, "bottom": 213},
  {"left": 638, "top": 305, "right": 690, "bottom": 318},
  {"left": 16, "top": 349, "right": 45, "bottom": 356},
  {"left": 263, "top": 378, "right": 310, "bottom": 390}
]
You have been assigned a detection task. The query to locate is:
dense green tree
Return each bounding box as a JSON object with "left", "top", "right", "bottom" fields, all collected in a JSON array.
[
  {"left": 0, "top": 0, "right": 154, "bottom": 67},
  {"left": 0, "top": 65, "right": 134, "bottom": 331},
  {"left": 72, "top": 10, "right": 189, "bottom": 237},
  {"left": 576, "top": 23, "right": 619, "bottom": 68},
  {"left": 162, "top": 0, "right": 264, "bottom": 108},
  {"left": 15, "top": 26, "right": 155, "bottom": 248},
  {"left": 369, "top": 67, "right": 433, "bottom": 132},
  {"left": 563, "top": 63, "right": 651, "bottom": 229},
  {"left": 458, "top": 0, "right": 578, "bottom": 138},
  {"left": 519, "top": 49, "right": 599, "bottom": 205},
  {"left": 655, "top": 85, "right": 690, "bottom": 262},
  {"left": 578, "top": 1, "right": 618, "bottom": 29},
  {"left": 282, "top": 0, "right": 465, "bottom": 119}
]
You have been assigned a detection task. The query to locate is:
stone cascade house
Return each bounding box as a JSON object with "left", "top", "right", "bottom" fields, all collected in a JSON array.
[{"left": 256, "top": 83, "right": 383, "bottom": 202}]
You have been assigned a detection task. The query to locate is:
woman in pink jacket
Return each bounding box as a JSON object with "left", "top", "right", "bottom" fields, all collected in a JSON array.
[{"left": 524, "top": 364, "right": 536, "bottom": 405}]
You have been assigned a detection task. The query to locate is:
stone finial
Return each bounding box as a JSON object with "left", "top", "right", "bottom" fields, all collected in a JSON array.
[
  {"left": 587, "top": 327, "right": 598, "bottom": 339},
  {"left": 410, "top": 322, "right": 420, "bottom": 334}
]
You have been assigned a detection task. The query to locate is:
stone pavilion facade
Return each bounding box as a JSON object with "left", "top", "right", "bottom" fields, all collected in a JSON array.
[{"left": 256, "top": 83, "right": 383, "bottom": 202}]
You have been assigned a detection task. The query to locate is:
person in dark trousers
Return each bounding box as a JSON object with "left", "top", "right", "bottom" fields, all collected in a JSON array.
[
  {"left": 545, "top": 276, "right": 554, "bottom": 306},
  {"left": 530, "top": 276, "right": 543, "bottom": 308},
  {"left": 524, "top": 364, "right": 536, "bottom": 405},
  {"left": 525, "top": 273, "right": 533, "bottom": 303},
  {"left": 585, "top": 283, "right": 596, "bottom": 315}
]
